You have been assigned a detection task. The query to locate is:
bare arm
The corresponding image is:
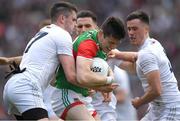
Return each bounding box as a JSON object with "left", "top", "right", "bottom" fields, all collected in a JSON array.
[
  {"left": 0, "top": 56, "right": 22, "bottom": 65},
  {"left": 107, "top": 58, "right": 136, "bottom": 74},
  {"left": 58, "top": 54, "right": 77, "bottom": 86},
  {"left": 132, "top": 70, "right": 162, "bottom": 109},
  {"left": 119, "top": 61, "right": 136, "bottom": 74},
  {"left": 114, "top": 88, "right": 126, "bottom": 103},
  {"left": 91, "top": 83, "right": 118, "bottom": 93},
  {"left": 108, "top": 49, "right": 137, "bottom": 62},
  {"left": 108, "top": 49, "right": 137, "bottom": 74}
]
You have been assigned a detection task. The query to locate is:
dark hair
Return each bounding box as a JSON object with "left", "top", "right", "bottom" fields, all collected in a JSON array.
[
  {"left": 126, "top": 10, "right": 149, "bottom": 25},
  {"left": 101, "top": 16, "right": 125, "bottom": 40},
  {"left": 77, "top": 10, "right": 97, "bottom": 23},
  {"left": 50, "top": 2, "right": 77, "bottom": 23}
]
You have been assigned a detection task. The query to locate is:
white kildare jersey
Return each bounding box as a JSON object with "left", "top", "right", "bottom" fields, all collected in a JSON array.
[
  {"left": 91, "top": 92, "right": 117, "bottom": 121},
  {"left": 43, "top": 85, "right": 59, "bottom": 119},
  {"left": 20, "top": 24, "right": 73, "bottom": 91},
  {"left": 136, "top": 37, "right": 180, "bottom": 104},
  {"left": 114, "top": 66, "right": 137, "bottom": 120}
]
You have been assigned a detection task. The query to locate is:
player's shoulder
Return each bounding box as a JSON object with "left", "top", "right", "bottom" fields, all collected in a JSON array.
[
  {"left": 138, "top": 48, "right": 155, "bottom": 61},
  {"left": 140, "top": 38, "right": 162, "bottom": 55},
  {"left": 47, "top": 24, "right": 72, "bottom": 42},
  {"left": 43, "top": 24, "right": 71, "bottom": 38},
  {"left": 138, "top": 39, "right": 162, "bottom": 62},
  {"left": 78, "top": 29, "right": 98, "bottom": 40}
]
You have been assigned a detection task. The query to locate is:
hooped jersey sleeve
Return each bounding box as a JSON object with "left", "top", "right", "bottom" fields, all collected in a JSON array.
[
  {"left": 53, "top": 31, "right": 73, "bottom": 56},
  {"left": 138, "top": 51, "right": 159, "bottom": 75}
]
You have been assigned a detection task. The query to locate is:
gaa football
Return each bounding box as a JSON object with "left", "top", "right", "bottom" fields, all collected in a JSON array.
[{"left": 91, "top": 57, "right": 109, "bottom": 76}]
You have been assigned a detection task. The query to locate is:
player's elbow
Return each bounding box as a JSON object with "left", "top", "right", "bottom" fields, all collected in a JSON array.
[{"left": 152, "top": 88, "right": 162, "bottom": 97}]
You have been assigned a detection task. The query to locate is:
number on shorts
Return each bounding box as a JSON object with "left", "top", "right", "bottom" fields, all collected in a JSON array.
[{"left": 24, "top": 32, "right": 48, "bottom": 53}]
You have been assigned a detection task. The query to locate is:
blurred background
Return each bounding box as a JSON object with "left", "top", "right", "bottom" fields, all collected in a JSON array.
[{"left": 0, "top": 0, "right": 179, "bottom": 120}]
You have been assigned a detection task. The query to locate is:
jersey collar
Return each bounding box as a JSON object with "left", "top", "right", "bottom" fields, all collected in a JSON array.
[{"left": 139, "top": 36, "right": 150, "bottom": 50}]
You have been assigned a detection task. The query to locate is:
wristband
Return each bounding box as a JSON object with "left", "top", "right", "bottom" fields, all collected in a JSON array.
[{"left": 106, "top": 76, "right": 113, "bottom": 84}]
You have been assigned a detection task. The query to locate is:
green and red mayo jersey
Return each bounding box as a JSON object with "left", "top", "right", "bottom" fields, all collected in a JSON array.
[{"left": 55, "top": 30, "right": 107, "bottom": 97}]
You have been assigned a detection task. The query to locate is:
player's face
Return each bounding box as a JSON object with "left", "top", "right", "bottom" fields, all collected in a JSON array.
[
  {"left": 100, "top": 32, "right": 119, "bottom": 53},
  {"left": 127, "top": 19, "right": 149, "bottom": 47},
  {"left": 77, "top": 17, "right": 97, "bottom": 35},
  {"left": 64, "top": 11, "right": 77, "bottom": 35}
]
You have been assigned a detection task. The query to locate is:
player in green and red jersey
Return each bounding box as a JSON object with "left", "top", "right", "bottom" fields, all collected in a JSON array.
[
  {"left": 54, "top": 16, "right": 126, "bottom": 120},
  {"left": 0, "top": 15, "right": 126, "bottom": 120}
]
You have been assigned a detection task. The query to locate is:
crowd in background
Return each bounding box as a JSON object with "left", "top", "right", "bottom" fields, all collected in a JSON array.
[{"left": 0, "top": 0, "right": 179, "bottom": 120}]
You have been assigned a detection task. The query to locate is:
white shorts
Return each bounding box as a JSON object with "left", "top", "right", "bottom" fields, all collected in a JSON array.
[
  {"left": 43, "top": 85, "right": 59, "bottom": 119},
  {"left": 100, "top": 112, "right": 117, "bottom": 121},
  {"left": 44, "top": 87, "right": 97, "bottom": 119},
  {"left": 80, "top": 96, "right": 97, "bottom": 117},
  {"left": 94, "top": 102, "right": 117, "bottom": 121},
  {"left": 50, "top": 88, "right": 95, "bottom": 119},
  {"left": 92, "top": 92, "right": 117, "bottom": 121},
  {"left": 3, "top": 74, "right": 46, "bottom": 116},
  {"left": 141, "top": 102, "right": 180, "bottom": 121}
]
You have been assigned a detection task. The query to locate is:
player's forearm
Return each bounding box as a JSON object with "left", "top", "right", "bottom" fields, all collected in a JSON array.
[
  {"left": 0, "top": 57, "right": 10, "bottom": 65},
  {"left": 77, "top": 72, "right": 109, "bottom": 87},
  {"left": 65, "top": 70, "right": 86, "bottom": 88},
  {"left": 90, "top": 84, "right": 114, "bottom": 92},
  {"left": 116, "top": 51, "right": 137, "bottom": 62},
  {"left": 135, "top": 71, "right": 162, "bottom": 107},
  {"left": 108, "top": 49, "right": 137, "bottom": 62},
  {"left": 0, "top": 56, "right": 22, "bottom": 65},
  {"left": 67, "top": 78, "right": 86, "bottom": 88},
  {"left": 133, "top": 87, "right": 160, "bottom": 108},
  {"left": 119, "top": 61, "right": 136, "bottom": 74},
  {"left": 8, "top": 56, "right": 22, "bottom": 65},
  {"left": 114, "top": 89, "right": 126, "bottom": 103},
  {"left": 65, "top": 71, "right": 99, "bottom": 88}
]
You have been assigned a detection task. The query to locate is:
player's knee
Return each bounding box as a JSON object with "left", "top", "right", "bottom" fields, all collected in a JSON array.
[{"left": 22, "top": 108, "right": 48, "bottom": 120}]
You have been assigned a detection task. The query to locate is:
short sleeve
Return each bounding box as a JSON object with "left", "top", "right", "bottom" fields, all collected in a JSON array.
[
  {"left": 54, "top": 32, "right": 73, "bottom": 56},
  {"left": 138, "top": 51, "right": 159, "bottom": 74},
  {"left": 77, "top": 40, "right": 98, "bottom": 58}
]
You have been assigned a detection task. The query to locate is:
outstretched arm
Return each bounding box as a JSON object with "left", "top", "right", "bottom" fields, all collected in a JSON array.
[
  {"left": 108, "top": 49, "right": 137, "bottom": 74},
  {"left": 0, "top": 56, "right": 22, "bottom": 65},
  {"left": 108, "top": 49, "right": 137, "bottom": 62},
  {"left": 132, "top": 70, "right": 162, "bottom": 109}
]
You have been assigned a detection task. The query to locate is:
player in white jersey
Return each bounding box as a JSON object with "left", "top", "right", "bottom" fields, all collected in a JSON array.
[
  {"left": 107, "top": 59, "right": 137, "bottom": 121},
  {"left": 91, "top": 91, "right": 117, "bottom": 121},
  {"left": 113, "top": 66, "right": 137, "bottom": 120},
  {"left": 3, "top": 2, "right": 77, "bottom": 120},
  {"left": 0, "top": 10, "right": 116, "bottom": 121},
  {"left": 108, "top": 10, "right": 180, "bottom": 121},
  {"left": 43, "top": 85, "right": 59, "bottom": 120},
  {"left": 1, "top": 10, "right": 124, "bottom": 121}
]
